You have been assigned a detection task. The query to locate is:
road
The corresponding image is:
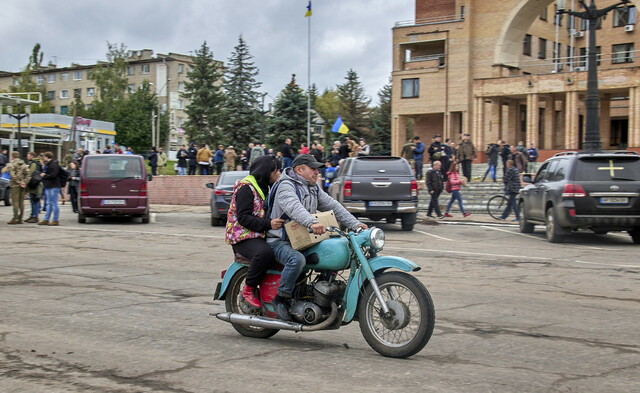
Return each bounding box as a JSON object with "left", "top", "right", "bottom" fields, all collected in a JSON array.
[{"left": 1, "top": 205, "right": 639, "bottom": 392}]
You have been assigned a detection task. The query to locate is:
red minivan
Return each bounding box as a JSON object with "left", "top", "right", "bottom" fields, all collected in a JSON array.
[{"left": 78, "top": 154, "right": 152, "bottom": 223}]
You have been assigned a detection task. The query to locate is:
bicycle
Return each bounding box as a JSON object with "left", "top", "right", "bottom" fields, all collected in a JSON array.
[{"left": 486, "top": 194, "right": 508, "bottom": 220}]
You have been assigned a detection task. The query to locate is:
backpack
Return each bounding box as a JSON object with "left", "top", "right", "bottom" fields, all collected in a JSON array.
[
  {"left": 59, "top": 168, "right": 69, "bottom": 188},
  {"left": 28, "top": 161, "right": 43, "bottom": 189}
]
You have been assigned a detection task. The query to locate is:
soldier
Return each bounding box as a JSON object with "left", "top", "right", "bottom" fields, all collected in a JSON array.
[{"left": 2, "top": 151, "right": 30, "bottom": 224}]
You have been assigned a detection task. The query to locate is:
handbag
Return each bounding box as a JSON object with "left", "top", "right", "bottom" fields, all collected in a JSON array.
[{"left": 445, "top": 179, "right": 452, "bottom": 193}]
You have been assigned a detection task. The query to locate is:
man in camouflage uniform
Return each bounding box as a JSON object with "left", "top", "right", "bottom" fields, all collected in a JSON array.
[
  {"left": 25, "top": 152, "right": 44, "bottom": 223},
  {"left": 1, "top": 151, "right": 30, "bottom": 224}
]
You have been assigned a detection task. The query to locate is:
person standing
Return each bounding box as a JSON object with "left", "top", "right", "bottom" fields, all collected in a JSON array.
[
  {"left": 148, "top": 147, "right": 158, "bottom": 176},
  {"left": 198, "top": 144, "right": 214, "bottom": 175},
  {"left": 25, "top": 152, "right": 43, "bottom": 223},
  {"left": 250, "top": 142, "right": 265, "bottom": 166},
  {"left": 426, "top": 160, "right": 444, "bottom": 219},
  {"left": 508, "top": 145, "right": 527, "bottom": 174},
  {"left": 157, "top": 147, "right": 168, "bottom": 176},
  {"left": 281, "top": 138, "right": 295, "bottom": 169},
  {"left": 2, "top": 151, "right": 29, "bottom": 224},
  {"left": 338, "top": 137, "right": 351, "bottom": 159},
  {"left": 214, "top": 144, "right": 225, "bottom": 175},
  {"left": 412, "top": 136, "right": 425, "bottom": 181},
  {"left": 498, "top": 160, "right": 522, "bottom": 221},
  {"left": 187, "top": 142, "right": 198, "bottom": 175},
  {"left": 498, "top": 140, "right": 511, "bottom": 175},
  {"left": 0, "top": 148, "right": 8, "bottom": 170},
  {"left": 358, "top": 138, "right": 371, "bottom": 156},
  {"left": 224, "top": 145, "right": 237, "bottom": 172},
  {"left": 458, "top": 133, "right": 476, "bottom": 182},
  {"left": 443, "top": 162, "right": 471, "bottom": 218},
  {"left": 67, "top": 161, "right": 80, "bottom": 213},
  {"left": 176, "top": 145, "right": 188, "bottom": 176},
  {"left": 38, "top": 152, "right": 62, "bottom": 226},
  {"left": 527, "top": 143, "right": 539, "bottom": 174},
  {"left": 482, "top": 143, "right": 499, "bottom": 182}
]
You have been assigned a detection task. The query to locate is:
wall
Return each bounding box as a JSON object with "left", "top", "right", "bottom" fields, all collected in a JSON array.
[{"left": 148, "top": 175, "right": 219, "bottom": 205}]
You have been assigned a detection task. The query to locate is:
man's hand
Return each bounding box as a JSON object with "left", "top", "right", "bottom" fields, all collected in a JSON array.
[
  {"left": 355, "top": 223, "right": 368, "bottom": 231},
  {"left": 270, "top": 218, "right": 285, "bottom": 230},
  {"left": 310, "top": 223, "right": 326, "bottom": 235}
]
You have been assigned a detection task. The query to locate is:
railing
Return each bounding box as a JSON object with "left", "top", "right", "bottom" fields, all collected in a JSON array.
[
  {"left": 394, "top": 14, "right": 464, "bottom": 28},
  {"left": 407, "top": 54, "right": 445, "bottom": 63}
]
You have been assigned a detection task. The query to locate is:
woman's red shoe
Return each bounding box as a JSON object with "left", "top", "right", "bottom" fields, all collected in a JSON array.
[{"left": 241, "top": 285, "right": 261, "bottom": 308}]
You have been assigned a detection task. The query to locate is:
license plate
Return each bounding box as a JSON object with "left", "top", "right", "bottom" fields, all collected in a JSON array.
[
  {"left": 102, "top": 199, "right": 126, "bottom": 205},
  {"left": 600, "top": 197, "right": 628, "bottom": 204},
  {"left": 369, "top": 201, "right": 392, "bottom": 207}
]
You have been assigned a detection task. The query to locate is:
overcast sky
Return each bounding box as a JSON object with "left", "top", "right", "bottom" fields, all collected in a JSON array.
[{"left": 2, "top": 0, "right": 414, "bottom": 106}]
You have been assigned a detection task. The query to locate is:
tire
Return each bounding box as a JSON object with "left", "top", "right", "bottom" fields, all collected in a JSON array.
[
  {"left": 401, "top": 221, "right": 414, "bottom": 231},
  {"left": 211, "top": 216, "right": 220, "bottom": 226},
  {"left": 385, "top": 217, "right": 397, "bottom": 224},
  {"left": 629, "top": 227, "right": 640, "bottom": 244},
  {"left": 77, "top": 214, "right": 86, "bottom": 223},
  {"left": 357, "top": 271, "right": 435, "bottom": 358},
  {"left": 141, "top": 213, "right": 150, "bottom": 224},
  {"left": 224, "top": 267, "right": 279, "bottom": 339},
  {"left": 518, "top": 201, "right": 534, "bottom": 233},
  {"left": 487, "top": 195, "right": 507, "bottom": 220},
  {"left": 545, "top": 207, "right": 565, "bottom": 243}
]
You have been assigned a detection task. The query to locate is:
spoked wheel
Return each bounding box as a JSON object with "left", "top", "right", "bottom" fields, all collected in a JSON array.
[
  {"left": 358, "top": 272, "right": 435, "bottom": 358},
  {"left": 224, "top": 267, "right": 279, "bottom": 339},
  {"left": 487, "top": 195, "right": 508, "bottom": 220}
]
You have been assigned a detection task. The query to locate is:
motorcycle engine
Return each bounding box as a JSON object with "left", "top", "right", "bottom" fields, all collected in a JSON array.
[
  {"left": 313, "top": 280, "right": 346, "bottom": 307},
  {"left": 289, "top": 301, "right": 325, "bottom": 325}
]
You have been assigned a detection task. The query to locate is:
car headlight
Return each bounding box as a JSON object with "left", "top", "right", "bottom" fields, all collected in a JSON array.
[{"left": 369, "top": 227, "right": 385, "bottom": 251}]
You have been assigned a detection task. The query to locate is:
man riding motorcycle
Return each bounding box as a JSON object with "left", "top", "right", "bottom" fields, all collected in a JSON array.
[{"left": 267, "top": 154, "right": 367, "bottom": 320}]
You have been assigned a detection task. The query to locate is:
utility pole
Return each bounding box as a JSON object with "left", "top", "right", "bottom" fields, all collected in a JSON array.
[
  {"left": 7, "top": 104, "right": 28, "bottom": 160},
  {"left": 151, "top": 109, "right": 156, "bottom": 149}
]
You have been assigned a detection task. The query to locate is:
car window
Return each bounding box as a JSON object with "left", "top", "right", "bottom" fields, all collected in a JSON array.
[
  {"left": 534, "top": 162, "right": 549, "bottom": 183},
  {"left": 574, "top": 157, "right": 640, "bottom": 181},
  {"left": 543, "top": 160, "right": 558, "bottom": 181},
  {"left": 218, "top": 172, "right": 248, "bottom": 186},
  {"left": 550, "top": 158, "right": 570, "bottom": 181},
  {"left": 84, "top": 156, "right": 143, "bottom": 179},
  {"left": 352, "top": 158, "right": 409, "bottom": 176}
]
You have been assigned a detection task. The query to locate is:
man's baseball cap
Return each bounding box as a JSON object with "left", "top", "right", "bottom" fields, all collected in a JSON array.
[{"left": 292, "top": 153, "right": 325, "bottom": 169}]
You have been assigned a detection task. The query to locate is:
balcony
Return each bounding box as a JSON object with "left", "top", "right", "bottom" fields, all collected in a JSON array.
[{"left": 394, "top": 14, "right": 464, "bottom": 28}]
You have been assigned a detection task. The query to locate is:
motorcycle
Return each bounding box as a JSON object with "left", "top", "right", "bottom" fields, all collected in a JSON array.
[{"left": 213, "top": 226, "right": 435, "bottom": 358}]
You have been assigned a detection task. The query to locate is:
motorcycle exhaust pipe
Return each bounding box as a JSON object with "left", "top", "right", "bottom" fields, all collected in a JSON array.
[{"left": 214, "top": 302, "right": 338, "bottom": 332}]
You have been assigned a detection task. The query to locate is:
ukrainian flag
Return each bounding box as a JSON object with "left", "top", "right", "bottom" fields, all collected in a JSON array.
[
  {"left": 305, "top": 1, "right": 312, "bottom": 17},
  {"left": 332, "top": 116, "right": 349, "bottom": 134}
]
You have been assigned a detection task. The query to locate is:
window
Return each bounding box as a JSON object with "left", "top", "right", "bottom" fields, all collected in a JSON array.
[
  {"left": 87, "top": 87, "right": 95, "bottom": 97},
  {"left": 401, "top": 78, "right": 419, "bottom": 98},
  {"left": 178, "top": 82, "right": 185, "bottom": 92},
  {"left": 177, "top": 117, "right": 184, "bottom": 127},
  {"left": 60, "top": 89, "right": 69, "bottom": 99},
  {"left": 127, "top": 84, "right": 136, "bottom": 93},
  {"left": 73, "top": 71, "right": 82, "bottom": 81},
  {"left": 48, "top": 74, "right": 55, "bottom": 83},
  {"left": 50, "top": 107, "right": 56, "bottom": 114},
  {"left": 85, "top": 104, "right": 93, "bottom": 110},
  {"left": 553, "top": 42, "right": 563, "bottom": 70},
  {"left": 47, "top": 91, "right": 55, "bottom": 100},
  {"left": 60, "top": 73, "right": 69, "bottom": 82},
  {"left": 581, "top": 17, "right": 602, "bottom": 30},
  {"left": 36, "top": 75, "right": 44, "bottom": 85},
  {"left": 141, "top": 64, "right": 149, "bottom": 74},
  {"left": 554, "top": 6, "right": 563, "bottom": 26},
  {"left": 538, "top": 38, "right": 547, "bottom": 59},
  {"left": 540, "top": 7, "right": 548, "bottom": 21},
  {"left": 74, "top": 88, "right": 82, "bottom": 98},
  {"left": 12, "top": 79, "right": 19, "bottom": 86},
  {"left": 579, "top": 47, "right": 601, "bottom": 67},
  {"left": 60, "top": 106, "right": 69, "bottom": 115},
  {"left": 127, "top": 65, "right": 135, "bottom": 75},
  {"left": 178, "top": 100, "right": 184, "bottom": 109},
  {"left": 614, "top": 6, "right": 636, "bottom": 27},
  {"left": 178, "top": 64, "right": 184, "bottom": 74},
  {"left": 523, "top": 34, "right": 532, "bottom": 56},
  {"left": 612, "top": 43, "right": 634, "bottom": 64}
]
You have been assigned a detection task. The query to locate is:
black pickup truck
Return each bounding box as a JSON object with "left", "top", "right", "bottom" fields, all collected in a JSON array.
[{"left": 328, "top": 156, "right": 418, "bottom": 231}]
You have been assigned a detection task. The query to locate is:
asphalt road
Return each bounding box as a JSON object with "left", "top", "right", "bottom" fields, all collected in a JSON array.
[{"left": 1, "top": 205, "right": 639, "bottom": 392}]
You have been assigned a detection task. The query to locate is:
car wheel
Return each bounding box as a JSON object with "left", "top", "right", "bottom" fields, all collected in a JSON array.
[
  {"left": 211, "top": 216, "right": 223, "bottom": 226},
  {"left": 629, "top": 227, "right": 640, "bottom": 244},
  {"left": 545, "top": 207, "right": 565, "bottom": 243},
  {"left": 518, "top": 201, "right": 534, "bottom": 233},
  {"left": 385, "top": 217, "right": 397, "bottom": 224},
  {"left": 77, "top": 214, "right": 86, "bottom": 224},
  {"left": 141, "top": 213, "right": 150, "bottom": 224},
  {"left": 401, "top": 220, "right": 414, "bottom": 231}
]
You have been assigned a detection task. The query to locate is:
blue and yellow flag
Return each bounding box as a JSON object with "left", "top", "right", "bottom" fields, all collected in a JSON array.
[
  {"left": 332, "top": 116, "right": 349, "bottom": 134},
  {"left": 305, "top": 1, "right": 312, "bottom": 17}
]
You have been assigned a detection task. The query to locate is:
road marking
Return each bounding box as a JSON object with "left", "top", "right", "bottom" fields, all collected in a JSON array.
[
  {"left": 414, "top": 229, "right": 455, "bottom": 241},
  {"left": 480, "top": 225, "right": 625, "bottom": 250},
  {"left": 480, "top": 225, "right": 543, "bottom": 240},
  {"left": 62, "top": 226, "right": 225, "bottom": 239}
]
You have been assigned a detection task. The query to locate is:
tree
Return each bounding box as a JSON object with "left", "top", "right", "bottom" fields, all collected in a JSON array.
[
  {"left": 315, "top": 88, "right": 341, "bottom": 142},
  {"left": 368, "top": 82, "right": 392, "bottom": 155},
  {"left": 87, "top": 42, "right": 128, "bottom": 120},
  {"left": 336, "top": 69, "right": 371, "bottom": 139},
  {"left": 7, "top": 43, "right": 51, "bottom": 113},
  {"left": 267, "top": 74, "right": 307, "bottom": 149},
  {"left": 308, "top": 83, "right": 319, "bottom": 109},
  {"left": 182, "top": 41, "right": 225, "bottom": 146},
  {"left": 223, "top": 35, "right": 262, "bottom": 147}
]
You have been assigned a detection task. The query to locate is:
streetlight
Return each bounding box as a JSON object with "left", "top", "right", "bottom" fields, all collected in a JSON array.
[
  {"left": 6, "top": 104, "right": 29, "bottom": 160},
  {"left": 556, "top": 0, "right": 631, "bottom": 152},
  {"left": 256, "top": 93, "right": 272, "bottom": 144}
]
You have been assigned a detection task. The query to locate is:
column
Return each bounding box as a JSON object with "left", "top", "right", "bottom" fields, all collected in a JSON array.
[
  {"left": 544, "top": 96, "right": 555, "bottom": 150},
  {"left": 565, "top": 91, "right": 579, "bottom": 149},
  {"left": 506, "top": 100, "right": 518, "bottom": 144},
  {"left": 490, "top": 98, "right": 502, "bottom": 147},
  {"left": 392, "top": 115, "right": 407, "bottom": 157},
  {"left": 629, "top": 87, "right": 640, "bottom": 148},
  {"left": 473, "top": 96, "right": 485, "bottom": 147},
  {"left": 599, "top": 95, "right": 611, "bottom": 149},
  {"left": 526, "top": 93, "right": 540, "bottom": 149}
]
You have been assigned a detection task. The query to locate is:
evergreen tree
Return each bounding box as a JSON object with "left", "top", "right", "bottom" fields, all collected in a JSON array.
[
  {"left": 223, "top": 35, "right": 262, "bottom": 148},
  {"left": 336, "top": 69, "right": 371, "bottom": 139},
  {"left": 308, "top": 83, "right": 319, "bottom": 109},
  {"left": 267, "top": 74, "right": 307, "bottom": 149},
  {"left": 368, "top": 81, "right": 392, "bottom": 155},
  {"left": 182, "top": 41, "right": 225, "bottom": 146}
]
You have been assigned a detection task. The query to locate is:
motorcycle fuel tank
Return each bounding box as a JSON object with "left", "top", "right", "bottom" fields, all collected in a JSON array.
[{"left": 303, "top": 237, "right": 351, "bottom": 271}]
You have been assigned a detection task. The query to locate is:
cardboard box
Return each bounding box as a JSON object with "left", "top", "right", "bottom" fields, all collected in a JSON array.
[{"left": 285, "top": 210, "right": 339, "bottom": 250}]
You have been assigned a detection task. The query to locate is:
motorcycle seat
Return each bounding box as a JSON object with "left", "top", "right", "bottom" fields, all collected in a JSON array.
[{"left": 234, "top": 253, "right": 284, "bottom": 272}]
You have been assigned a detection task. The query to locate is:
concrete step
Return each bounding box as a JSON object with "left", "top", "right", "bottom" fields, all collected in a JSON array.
[{"left": 417, "top": 180, "right": 505, "bottom": 213}]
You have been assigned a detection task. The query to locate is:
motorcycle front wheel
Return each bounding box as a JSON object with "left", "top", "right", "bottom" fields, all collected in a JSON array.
[
  {"left": 358, "top": 271, "right": 435, "bottom": 358},
  {"left": 225, "top": 267, "right": 279, "bottom": 339}
]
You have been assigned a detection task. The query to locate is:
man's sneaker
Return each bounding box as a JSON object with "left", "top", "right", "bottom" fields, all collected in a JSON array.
[
  {"left": 7, "top": 220, "right": 18, "bottom": 225},
  {"left": 438, "top": 215, "right": 445, "bottom": 219},
  {"left": 37, "top": 220, "right": 49, "bottom": 225},
  {"left": 48, "top": 221, "right": 59, "bottom": 226},
  {"left": 25, "top": 217, "right": 38, "bottom": 223},
  {"left": 512, "top": 218, "right": 519, "bottom": 222},
  {"left": 241, "top": 285, "right": 261, "bottom": 308},
  {"left": 443, "top": 213, "right": 453, "bottom": 217},
  {"left": 463, "top": 212, "right": 472, "bottom": 217},
  {"left": 426, "top": 214, "right": 434, "bottom": 219},
  {"left": 272, "top": 295, "right": 291, "bottom": 321}
]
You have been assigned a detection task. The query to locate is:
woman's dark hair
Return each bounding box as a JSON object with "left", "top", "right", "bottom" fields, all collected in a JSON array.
[{"left": 250, "top": 155, "right": 281, "bottom": 193}]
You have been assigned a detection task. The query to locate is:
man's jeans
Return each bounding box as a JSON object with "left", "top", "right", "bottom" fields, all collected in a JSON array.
[
  {"left": 177, "top": 166, "right": 187, "bottom": 176},
  {"left": 283, "top": 157, "right": 293, "bottom": 169},
  {"left": 29, "top": 194, "right": 40, "bottom": 218},
  {"left": 43, "top": 187, "right": 60, "bottom": 221},
  {"left": 414, "top": 158, "right": 424, "bottom": 180},
  {"left": 268, "top": 239, "right": 306, "bottom": 297},
  {"left": 501, "top": 192, "right": 519, "bottom": 219},
  {"left": 482, "top": 164, "right": 496, "bottom": 181}
]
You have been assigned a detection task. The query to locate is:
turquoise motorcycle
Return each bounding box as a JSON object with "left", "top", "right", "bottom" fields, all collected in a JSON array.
[{"left": 214, "top": 226, "right": 435, "bottom": 358}]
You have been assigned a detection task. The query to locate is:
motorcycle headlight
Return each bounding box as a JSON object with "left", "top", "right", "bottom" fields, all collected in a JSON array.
[{"left": 369, "top": 227, "right": 385, "bottom": 251}]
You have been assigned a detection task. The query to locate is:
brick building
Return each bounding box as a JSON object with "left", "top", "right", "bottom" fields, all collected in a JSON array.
[{"left": 391, "top": 0, "right": 640, "bottom": 159}]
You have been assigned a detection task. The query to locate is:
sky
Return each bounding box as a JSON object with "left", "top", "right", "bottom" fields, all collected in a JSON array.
[{"left": 1, "top": 0, "right": 415, "bottom": 106}]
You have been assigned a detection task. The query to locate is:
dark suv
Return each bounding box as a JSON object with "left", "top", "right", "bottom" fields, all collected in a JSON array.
[
  {"left": 518, "top": 151, "right": 640, "bottom": 243},
  {"left": 328, "top": 156, "right": 418, "bottom": 231}
]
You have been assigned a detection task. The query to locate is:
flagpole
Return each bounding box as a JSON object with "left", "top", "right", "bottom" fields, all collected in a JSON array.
[{"left": 306, "top": 4, "right": 311, "bottom": 149}]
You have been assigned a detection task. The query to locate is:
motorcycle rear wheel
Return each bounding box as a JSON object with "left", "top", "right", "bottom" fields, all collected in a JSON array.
[
  {"left": 225, "top": 267, "right": 279, "bottom": 339},
  {"left": 358, "top": 271, "right": 435, "bottom": 358}
]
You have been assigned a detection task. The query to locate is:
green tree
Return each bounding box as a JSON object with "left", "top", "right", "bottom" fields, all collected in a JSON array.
[
  {"left": 315, "top": 88, "right": 341, "bottom": 141},
  {"left": 6, "top": 43, "right": 51, "bottom": 113},
  {"left": 368, "top": 82, "right": 392, "bottom": 155},
  {"left": 223, "top": 35, "right": 262, "bottom": 147},
  {"left": 87, "top": 42, "right": 128, "bottom": 120},
  {"left": 336, "top": 69, "right": 371, "bottom": 139},
  {"left": 267, "top": 74, "right": 307, "bottom": 149},
  {"left": 308, "top": 83, "right": 319, "bottom": 109},
  {"left": 182, "top": 41, "right": 225, "bottom": 146}
]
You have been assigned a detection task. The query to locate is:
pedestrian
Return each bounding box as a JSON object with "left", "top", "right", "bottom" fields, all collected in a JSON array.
[
  {"left": 358, "top": 138, "right": 371, "bottom": 156},
  {"left": 508, "top": 145, "right": 527, "bottom": 174},
  {"left": 401, "top": 138, "right": 415, "bottom": 173},
  {"left": 102, "top": 145, "right": 112, "bottom": 154},
  {"left": 516, "top": 140, "right": 526, "bottom": 154},
  {"left": 25, "top": 151, "right": 43, "bottom": 223},
  {"left": 250, "top": 142, "right": 265, "bottom": 166},
  {"left": 67, "top": 161, "right": 80, "bottom": 213},
  {"left": 38, "top": 151, "right": 62, "bottom": 226},
  {"left": 214, "top": 144, "right": 225, "bottom": 174},
  {"left": 300, "top": 143, "right": 309, "bottom": 155},
  {"left": 527, "top": 143, "right": 538, "bottom": 173},
  {"left": 412, "top": 136, "right": 425, "bottom": 181},
  {"left": 157, "top": 147, "right": 168, "bottom": 175},
  {"left": 0, "top": 148, "right": 8, "bottom": 170},
  {"left": 281, "top": 138, "right": 294, "bottom": 169},
  {"left": 458, "top": 133, "right": 476, "bottom": 182},
  {"left": 498, "top": 140, "right": 511, "bottom": 175},
  {"left": 482, "top": 142, "right": 499, "bottom": 182},
  {"left": 498, "top": 160, "right": 521, "bottom": 221},
  {"left": 73, "top": 148, "right": 85, "bottom": 167},
  {"left": 148, "top": 147, "right": 158, "bottom": 176},
  {"left": 198, "top": 144, "right": 214, "bottom": 175},
  {"left": 338, "top": 137, "right": 351, "bottom": 159},
  {"left": 176, "top": 145, "right": 188, "bottom": 175},
  {"left": 323, "top": 161, "right": 337, "bottom": 192},
  {"left": 224, "top": 145, "right": 237, "bottom": 171},
  {"left": 246, "top": 143, "right": 254, "bottom": 164},
  {"left": 187, "top": 142, "right": 198, "bottom": 175},
  {"left": 240, "top": 150, "right": 248, "bottom": 170},
  {"left": 2, "top": 151, "right": 29, "bottom": 224},
  {"left": 426, "top": 160, "right": 444, "bottom": 219},
  {"left": 443, "top": 162, "right": 471, "bottom": 218}
]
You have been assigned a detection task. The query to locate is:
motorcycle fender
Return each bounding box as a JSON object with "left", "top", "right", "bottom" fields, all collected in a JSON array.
[
  {"left": 343, "top": 256, "right": 421, "bottom": 322},
  {"left": 216, "top": 262, "right": 245, "bottom": 301}
]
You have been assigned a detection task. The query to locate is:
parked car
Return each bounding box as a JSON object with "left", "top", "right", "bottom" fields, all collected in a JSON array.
[
  {"left": 518, "top": 151, "right": 640, "bottom": 243},
  {"left": 78, "top": 154, "right": 152, "bottom": 223},
  {"left": 328, "top": 156, "right": 418, "bottom": 231},
  {"left": 0, "top": 177, "right": 10, "bottom": 206},
  {"left": 206, "top": 170, "right": 249, "bottom": 226}
]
